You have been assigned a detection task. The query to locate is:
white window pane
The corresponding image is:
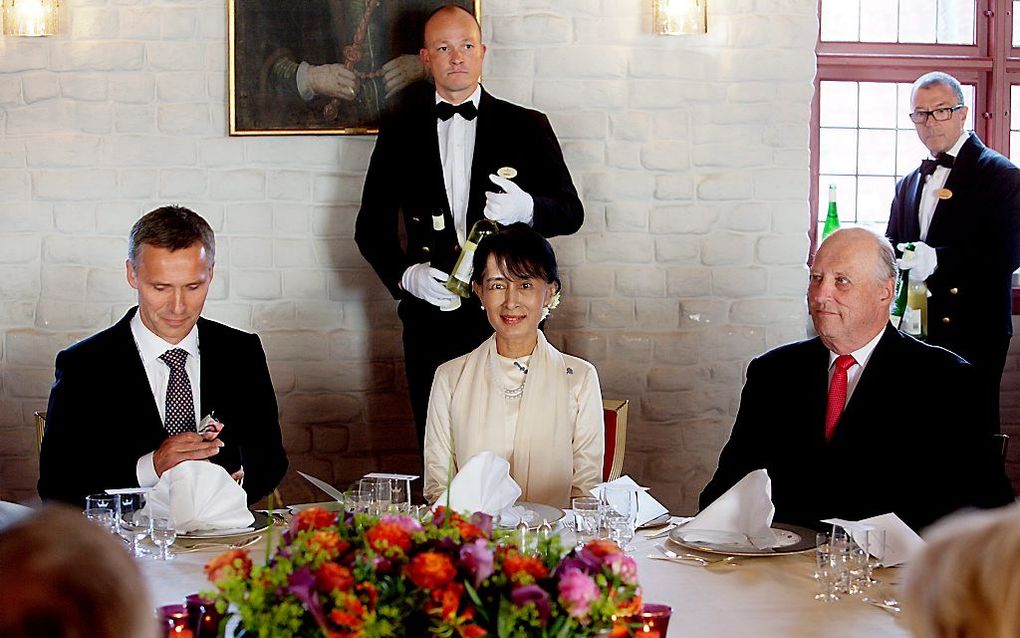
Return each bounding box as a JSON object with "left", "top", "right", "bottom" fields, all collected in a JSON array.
[
  {"left": 936, "top": 0, "right": 975, "bottom": 44},
  {"left": 1011, "top": 132, "right": 1020, "bottom": 166},
  {"left": 961, "top": 84, "right": 975, "bottom": 129},
  {"left": 859, "top": 82, "right": 898, "bottom": 128},
  {"left": 900, "top": 0, "right": 937, "bottom": 43},
  {"left": 859, "top": 129, "right": 897, "bottom": 175},
  {"left": 821, "top": 0, "right": 861, "bottom": 41},
  {"left": 1012, "top": 86, "right": 1020, "bottom": 131},
  {"left": 897, "top": 83, "right": 919, "bottom": 129},
  {"left": 857, "top": 176, "right": 897, "bottom": 223},
  {"left": 860, "top": 0, "right": 898, "bottom": 42},
  {"left": 820, "top": 128, "right": 859, "bottom": 174},
  {"left": 820, "top": 81, "right": 859, "bottom": 127},
  {"left": 897, "top": 129, "right": 930, "bottom": 176},
  {"left": 819, "top": 175, "right": 858, "bottom": 224}
]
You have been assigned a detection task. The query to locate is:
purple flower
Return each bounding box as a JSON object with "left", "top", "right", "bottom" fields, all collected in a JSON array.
[
  {"left": 459, "top": 538, "right": 494, "bottom": 587},
  {"left": 510, "top": 584, "right": 551, "bottom": 623},
  {"left": 287, "top": 567, "right": 327, "bottom": 629},
  {"left": 380, "top": 514, "right": 424, "bottom": 535},
  {"left": 469, "top": 512, "right": 494, "bottom": 537},
  {"left": 604, "top": 553, "right": 638, "bottom": 585},
  {"left": 555, "top": 548, "right": 602, "bottom": 577},
  {"left": 557, "top": 567, "right": 600, "bottom": 619}
]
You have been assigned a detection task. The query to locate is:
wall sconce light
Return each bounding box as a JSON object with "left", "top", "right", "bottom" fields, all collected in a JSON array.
[
  {"left": 653, "top": 0, "right": 707, "bottom": 35},
  {"left": 2, "top": 0, "right": 59, "bottom": 36}
]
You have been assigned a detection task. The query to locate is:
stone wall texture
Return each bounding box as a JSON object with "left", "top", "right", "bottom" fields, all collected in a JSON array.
[{"left": 2, "top": 0, "right": 1015, "bottom": 513}]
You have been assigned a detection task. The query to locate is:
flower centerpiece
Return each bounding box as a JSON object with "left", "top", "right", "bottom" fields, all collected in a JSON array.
[{"left": 204, "top": 506, "right": 643, "bottom": 637}]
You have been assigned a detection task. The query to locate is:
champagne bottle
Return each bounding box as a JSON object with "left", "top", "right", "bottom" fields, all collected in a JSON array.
[
  {"left": 822, "top": 184, "right": 840, "bottom": 239},
  {"left": 906, "top": 278, "right": 928, "bottom": 339},
  {"left": 889, "top": 251, "right": 911, "bottom": 328},
  {"left": 445, "top": 218, "right": 499, "bottom": 298}
]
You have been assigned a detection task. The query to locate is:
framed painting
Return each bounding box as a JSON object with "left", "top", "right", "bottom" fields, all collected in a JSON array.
[{"left": 229, "top": 0, "right": 479, "bottom": 136}]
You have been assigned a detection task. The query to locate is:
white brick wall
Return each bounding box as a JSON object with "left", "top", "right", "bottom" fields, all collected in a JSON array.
[{"left": 0, "top": 0, "right": 822, "bottom": 513}]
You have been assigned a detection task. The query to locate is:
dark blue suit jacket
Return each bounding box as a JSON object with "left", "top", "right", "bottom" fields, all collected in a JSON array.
[
  {"left": 38, "top": 308, "right": 288, "bottom": 506},
  {"left": 700, "top": 325, "right": 1013, "bottom": 532}
]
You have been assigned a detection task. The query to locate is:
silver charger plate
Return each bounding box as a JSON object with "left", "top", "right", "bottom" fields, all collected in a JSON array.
[
  {"left": 495, "top": 502, "right": 566, "bottom": 530},
  {"left": 177, "top": 511, "right": 271, "bottom": 540},
  {"left": 667, "top": 522, "right": 818, "bottom": 557}
]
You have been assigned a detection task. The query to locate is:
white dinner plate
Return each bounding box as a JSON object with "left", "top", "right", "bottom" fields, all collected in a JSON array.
[
  {"left": 495, "top": 502, "right": 566, "bottom": 530},
  {"left": 176, "top": 511, "right": 271, "bottom": 540},
  {"left": 667, "top": 522, "right": 818, "bottom": 556}
]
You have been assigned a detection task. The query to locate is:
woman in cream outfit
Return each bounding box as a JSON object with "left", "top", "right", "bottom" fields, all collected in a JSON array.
[{"left": 423, "top": 224, "right": 604, "bottom": 508}]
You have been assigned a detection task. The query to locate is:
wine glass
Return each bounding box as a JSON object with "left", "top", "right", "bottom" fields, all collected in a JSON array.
[
  {"left": 118, "top": 491, "right": 149, "bottom": 557},
  {"left": 390, "top": 479, "right": 409, "bottom": 514},
  {"left": 572, "top": 497, "right": 600, "bottom": 548},
  {"left": 601, "top": 487, "right": 638, "bottom": 552},
  {"left": 151, "top": 516, "right": 177, "bottom": 561},
  {"left": 814, "top": 532, "right": 842, "bottom": 602},
  {"left": 84, "top": 493, "right": 119, "bottom": 534},
  {"left": 862, "top": 528, "right": 887, "bottom": 586}
]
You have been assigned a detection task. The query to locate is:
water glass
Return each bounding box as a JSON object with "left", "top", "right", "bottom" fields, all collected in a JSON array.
[
  {"left": 361, "top": 478, "right": 391, "bottom": 515},
  {"left": 350, "top": 487, "right": 374, "bottom": 515},
  {"left": 862, "top": 528, "right": 886, "bottom": 586},
  {"left": 151, "top": 516, "right": 177, "bottom": 561},
  {"left": 117, "top": 491, "right": 148, "bottom": 556},
  {"left": 84, "top": 493, "right": 119, "bottom": 533},
  {"left": 572, "top": 497, "right": 600, "bottom": 547},
  {"left": 390, "top": 479, "right": 409, "bottom": 514},
  {"left": 600, "top": 487, "right": 638, "bottom": 552},
  {"left": 814, "top": 532, "right": 843, "bottom": 602}
]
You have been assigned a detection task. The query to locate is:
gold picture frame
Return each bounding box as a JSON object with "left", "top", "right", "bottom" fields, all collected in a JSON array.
[{"left": 228, "top": 0, "right": 480, "bottom": 136}]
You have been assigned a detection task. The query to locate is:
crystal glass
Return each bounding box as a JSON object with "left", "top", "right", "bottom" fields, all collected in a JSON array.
[
  {"left": 84, "top": 493, "right": 119, "bottom": 534},
  {"left": 350, "top": 487, "right": 374, "bottom": 515},
  {"left": 600, "top": 487, "right": 638, "bottom": 552},
  {"left": 116, "top": 491, "right": 149, "bottom": 557},
  {"left": 390, "top": 479, "right": 409, "bottom": 514},
  {"left": 814, "top": 532, "right": 845, "bottom": 602},
  {"left": 361, "top": 478, "right": 391, "bottom": 516},
  {"left": 862, "top": 527, "right": 887, "bottom": 586},
  {"left": 572, "top": 497, "right": 600, "bottom": 547},
  {"left": 151, "top": 516, "right": 177, "bottom": 561}
]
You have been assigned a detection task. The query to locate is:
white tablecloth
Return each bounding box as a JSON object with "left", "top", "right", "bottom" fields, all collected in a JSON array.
[{"left": 140, "top": 516, "right": 910, "bottom": 638}]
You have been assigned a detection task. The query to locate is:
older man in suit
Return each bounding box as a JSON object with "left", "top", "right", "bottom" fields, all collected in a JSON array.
[
  {"left": 887, "top": 71, "right": 1020, "bottom": 433},
  {"left": 355, "top": 4, "right": 583, "bottom": 450},
  {"left": 38, "top": 206, "right": 288, "bottom": 506},
  {"left": 700, "top": 228, "right": 1012, "bottom": 532}
]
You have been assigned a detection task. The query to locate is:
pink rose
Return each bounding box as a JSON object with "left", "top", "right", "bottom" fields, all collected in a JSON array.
[
  {"left": 557, "top": 567, "right": 600, "bottom": 619},
  {"left": 604, "top": 553, "right": 639, "bottom": 585}
]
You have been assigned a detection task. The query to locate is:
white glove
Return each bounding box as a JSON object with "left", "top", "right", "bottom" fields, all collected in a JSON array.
[
  {"left": 896, "top": 241, "right": 937, "bottom": 282},
  {"left": 483, "top": 175, "right": 534, "bottom": 225},
  {"left": 400, "top": 263, "right": 460, "bottom": 310}
]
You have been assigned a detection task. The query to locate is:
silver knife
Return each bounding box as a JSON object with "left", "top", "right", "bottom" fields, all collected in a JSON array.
[{"left": 297, "top": 471, "right": 346, "bottom": 503}]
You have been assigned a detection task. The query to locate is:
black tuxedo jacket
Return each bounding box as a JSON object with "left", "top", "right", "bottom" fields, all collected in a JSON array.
[
  {"left": 355, "top": 84, "right": 584, "bottom": 299},
  {"left": 38, "top": 309, "right": 288, "bottom": 507},
  {"left": 699, "top": 325, "right": 1013, "bottom": 532},
  {"left": 887, "top": 132, "right": 1020, "bottom": 356}
]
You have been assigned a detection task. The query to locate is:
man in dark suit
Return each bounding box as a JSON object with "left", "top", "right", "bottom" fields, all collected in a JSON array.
[
  {"left": 38, "top": 206, "right": 288, "bottom": 507},
  {"left": 355, "top": 4, "right": 583, "bottom": 450},
  {"left": 700, "top": 228, "right": 1012, "bottom": 532},
  {"left": 887, "top": 71, "right": 1020, "bottom": 433}
]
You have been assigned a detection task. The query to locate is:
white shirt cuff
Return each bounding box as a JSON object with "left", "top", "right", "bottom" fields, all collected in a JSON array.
[
  {"left": 295, "top": 61, "right": 315, "bottom": 102},
  {"left": 136, "top": 452, "right": 159, "bottom": 487}
]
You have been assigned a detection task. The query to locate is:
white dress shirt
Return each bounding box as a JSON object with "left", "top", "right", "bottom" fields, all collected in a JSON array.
[
  {"left": 918, "top": 131, "right": 968, "bottom": 241},
  {"left": 436, "top": 85, "right": 481, "bottom": 246},
  {"left": 130, "top": 312, "right": 201, "bottom": 486},
  {"left": 826, "top": 328, "right": 884, "bottom": 405}
]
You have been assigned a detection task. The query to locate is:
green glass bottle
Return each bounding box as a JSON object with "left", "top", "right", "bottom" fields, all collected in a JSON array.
[
  {"left": 822, "top": 184, "right": 840, "bottom": 239},
  {"left": 445, "top": 218, "right": 499, "bottom": 298},
  {"left": 889, "top": 243, "right": 913, "bottom": 328}
]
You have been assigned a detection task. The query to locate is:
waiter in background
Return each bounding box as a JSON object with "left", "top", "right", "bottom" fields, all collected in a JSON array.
[
  {"left": 887, "top": 71, "right": 1020, "bottom": 433},
  {"left": 355, "top": 5, "right": 583, "bottom": 451}
]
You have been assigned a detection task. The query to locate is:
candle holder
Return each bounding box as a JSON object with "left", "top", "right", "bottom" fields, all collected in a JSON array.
[
  {"left": 637, "top": 603, "right": 672, "bottom": 637},
  {"left": 186, "top": 594, "right": 224, "bottom": 638},
  {"left": 158, "top": 603, "right": 194, "bottom": 638}
]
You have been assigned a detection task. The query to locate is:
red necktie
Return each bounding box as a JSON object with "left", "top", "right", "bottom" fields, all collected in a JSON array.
[{"left": 825, "top": 354, "right": 857, "bottom": 441}]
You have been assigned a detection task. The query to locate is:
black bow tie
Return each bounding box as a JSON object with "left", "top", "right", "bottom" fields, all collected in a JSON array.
[
  {"left": 920, "top": 152, "right": 955, "bottom": 177},
  {"left": 435, "top": 100, "right": 477, "bottom": 121}
]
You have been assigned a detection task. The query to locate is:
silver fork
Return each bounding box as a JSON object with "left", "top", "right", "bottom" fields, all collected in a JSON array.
[
  {"left": 654, "top": 544, "right": 743, "bottom": 569},
  {"left": 175, "top": 534, "right": 263, "bottom": 554},
  {"left": 861, "top": 596, "right": 901, "bottom": 616}
]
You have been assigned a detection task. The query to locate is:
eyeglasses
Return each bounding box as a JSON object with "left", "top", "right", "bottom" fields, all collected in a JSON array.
[{"left": 909, "top": 104, "right": 965, "bottom": 124}]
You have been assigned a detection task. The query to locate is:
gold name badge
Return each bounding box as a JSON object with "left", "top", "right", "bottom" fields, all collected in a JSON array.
[
  {"left": 937, "top": 188, "right": 953, "bottom": 200},
  {"left": 497, "top": 166, "right": 518, "bottom": 179}
]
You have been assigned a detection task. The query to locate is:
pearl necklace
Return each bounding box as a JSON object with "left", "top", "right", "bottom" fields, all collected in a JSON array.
[{"left": 490, "top": 355, "right": 529, "bottom": 400}]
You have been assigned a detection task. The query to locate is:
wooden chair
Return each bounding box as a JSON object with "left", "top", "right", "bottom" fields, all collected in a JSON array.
[
  {"left": 602, "top": 399, "right": 629, "bottom": 482},
  {"left": 34, "top": 411, "right": 46, "bottom": 453}
]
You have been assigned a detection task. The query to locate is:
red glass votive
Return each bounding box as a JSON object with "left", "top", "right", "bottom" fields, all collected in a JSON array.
[
  {"left": 158, "top": 604, "right": 195, "bottom": 638},
  {"left": 186, "top": 594, "right": 223, "bottom": 638},
  {"left": 637, "top": 603, "right": 672, "bottom": 638}
]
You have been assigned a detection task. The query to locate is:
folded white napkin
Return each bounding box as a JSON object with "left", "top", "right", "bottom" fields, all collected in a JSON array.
[
  {"left": 434, "top": 451, "right": 522, "bottom": 516},
  {"left": 822, "top": 513, "right": 924, "bottom": 567},
  {"left": 684, "top": 469, "right": 778, "bottom": 549},
  {"left": 145, "top": 461, "right": 254, "bottom": 534},
  {"left": 591, "top": 475, "right": 669, "bottom": 527}
]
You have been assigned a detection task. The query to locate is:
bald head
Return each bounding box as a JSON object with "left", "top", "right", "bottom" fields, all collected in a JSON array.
[{"left": 421, "top": 4, "right": 485, "bottom": 103}]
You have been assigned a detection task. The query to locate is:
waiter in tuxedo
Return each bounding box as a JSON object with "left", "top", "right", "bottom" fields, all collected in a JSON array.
[
  {"left": 355, "top": 4, "right": 583, "bottom": 450},
  {"left": 887, "top": 71, "right": 1020, "bottom": 433},
  {"left": 700, "top": 228, "right": 1012, "bottom": 532},
  {"left": 38, "top": 206, "right": 288, "bottom": 506}
]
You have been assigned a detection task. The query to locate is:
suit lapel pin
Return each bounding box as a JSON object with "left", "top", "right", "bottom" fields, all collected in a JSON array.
[
  {"left": 566, "top": 367, "right": 573, "bottom": 375},
  {"left": 937, "top": 188, "right": 953, "bottom": 200},
  {"left": 497, "top": 166, "right": 518, "bottom": 179}
]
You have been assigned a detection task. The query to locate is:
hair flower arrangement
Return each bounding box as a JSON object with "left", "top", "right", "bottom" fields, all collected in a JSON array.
[{"left": 541, "top": 290, "right": 562, "bottom": 321}]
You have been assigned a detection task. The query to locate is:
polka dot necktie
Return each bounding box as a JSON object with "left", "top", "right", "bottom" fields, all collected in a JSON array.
[
  {"left": 159, "top": 348, "right": 196, "bottom": 436},
  {"left": 824, "top": 354, "right": 857, "bottom": 442}
]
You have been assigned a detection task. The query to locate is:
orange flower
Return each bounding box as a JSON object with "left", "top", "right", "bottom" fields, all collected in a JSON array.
[
  {"left": 204, "top": 549, "right": 252, "bottom": 583},
  {"left": 502, "top": 551, "right": 548, "bottom": 585},
  {"left": 329, "top": 591, "right": 366, "bottom": 630},
  {"left": 316, "top": 562, "right": 354, "bottom": 593},
  {"left": 584, "top": 539, "right": 623, "bottom": 558},
  {"left": 292, "top": 507, "right": 337, "bottom": 533},
  {"left": 365, "top": 521, "right": 413, "bottom": 556},
  {"left": 357, "top": 581, "right": 378, "bottom": 607},
  {"left": 455, "top": 520, "right": 484, "bottom": 542},
  {"left": 461, "top": 625, "right": 488, "bottom": 638},
  {"left": 407, "top": 551, "right": 457, "bottom": 589},
  {"left": 309, "top": 530, "right": 347, "bottom": 558}
]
